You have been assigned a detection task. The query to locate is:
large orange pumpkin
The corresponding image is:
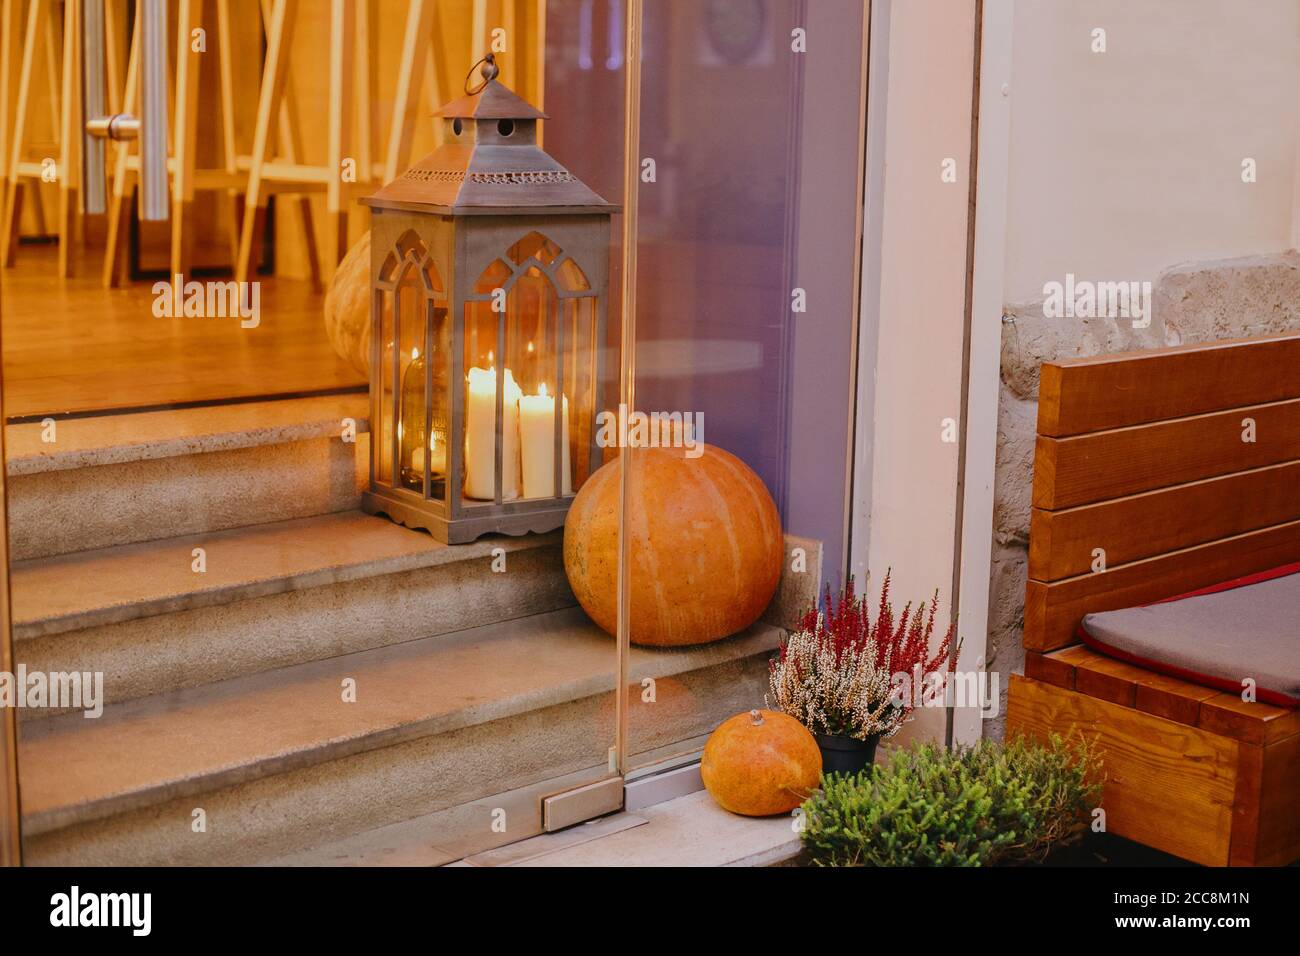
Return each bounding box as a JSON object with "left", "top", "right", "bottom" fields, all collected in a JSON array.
[
  {"left": 702, "top": 709, "right": 822, "bottom": 816},
  {"left": 323, "top": 230, "right": 371, "bottom": 375},
  {"left": 563, "top": 444, "right": 783, "bottom": 646}
]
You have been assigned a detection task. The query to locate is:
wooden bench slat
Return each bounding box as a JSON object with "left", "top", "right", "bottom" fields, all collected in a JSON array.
[
  {"left": 1199, "top": 693, "right": 1300, "bottom": 746},
  {"left": 1024, "top": 517, "right": 1300, "bottom": 652},
  {"left": 1034, "top": 398, "right": 1300, "bottom": 510},
  {"left": 1029, "top": 459, "right": 1300, "bottom": 581},
  {"left": 1024, "top": 645, "right": 1093, "bottom": 689},
  {"left": 1135, "top": 671, "right": 1221, "bottom": 727},
  {"left": 1073, "top": 653, "right": 1148, "bottom": 707},
  {"left": 1032, "top": 644, "right": 1296, "bottom": 742},
  {"left": 1038, "top": 333, "right": 1300, "bottom": 437}
]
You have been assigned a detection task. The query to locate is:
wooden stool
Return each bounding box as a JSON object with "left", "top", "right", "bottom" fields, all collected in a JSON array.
[
  {"left": 235, "top": 0, "right": 365, "bottom": 288},
  {"left": 1, "top": 0, "right": 82, "bottom": 276},
  {"left": 235, "top": 0, "right": 469, "bottom": 286},
  {"left": 383, "top": 0, "right": 442, "bottom": 186}
]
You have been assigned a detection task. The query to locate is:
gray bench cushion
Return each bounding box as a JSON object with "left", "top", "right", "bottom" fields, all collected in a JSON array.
[{"left": 1081, "top": 571, "right": 1300, "bottom": 706}]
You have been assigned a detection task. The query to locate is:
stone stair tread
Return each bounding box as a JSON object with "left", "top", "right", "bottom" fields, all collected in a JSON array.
[
  {"left": 5, "top": 393, "right": 368, "bottom": 477},
  {"left": 17, "top": 606, "right": 782, "bottom": 836},
  {"left": 12, "top": 511, "right": 558, "bottom": 640}
]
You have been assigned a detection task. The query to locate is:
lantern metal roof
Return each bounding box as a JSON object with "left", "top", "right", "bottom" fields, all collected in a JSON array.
[{"left": 363, "top": 54, "right": 617, "bottom": 217}]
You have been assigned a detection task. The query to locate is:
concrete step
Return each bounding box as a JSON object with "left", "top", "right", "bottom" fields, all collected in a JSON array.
[
  {"left": 5, "top": 394, "right": 368, "bottom": 560},
  {"left": 12, "top": 511, "right": 571, "bottom": 709},
  {"left": 467, "top": 791, "right": 803, "bottom": 867},
  {"left": 19, "top": 606, "right": 782, "bottom": 865},
  {"left": 263, "top": 738, "right": 711, "bottom": 867}
]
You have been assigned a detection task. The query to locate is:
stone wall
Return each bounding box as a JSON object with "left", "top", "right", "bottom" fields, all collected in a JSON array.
[{"left": 985, "top": 252, "right": 1300, "bottom": 739}]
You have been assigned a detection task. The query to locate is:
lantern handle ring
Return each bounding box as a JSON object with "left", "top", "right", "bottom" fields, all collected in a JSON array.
[{"left": 465, "top": 53, "right": 500, "bottom": 96}]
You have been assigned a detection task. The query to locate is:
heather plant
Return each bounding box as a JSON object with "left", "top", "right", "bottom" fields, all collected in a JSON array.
[
  {"left": 768, "top": 574, "right": 956, "bottom": 740},
  {"left": 799, "top": 734, "right": 1103, "bottom": 867}
]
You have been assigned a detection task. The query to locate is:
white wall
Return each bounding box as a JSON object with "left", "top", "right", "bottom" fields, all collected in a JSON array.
[{"left": 1004, "top": 0, "right": 1297, "bottom": 304}]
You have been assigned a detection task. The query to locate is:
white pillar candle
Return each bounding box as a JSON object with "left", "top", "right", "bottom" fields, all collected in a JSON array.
[
  {"left": 518, "top": 383, "right": 572, "bottom": 499},
  {"left": 465, "top": 366, "right": 521, "bottom": 500}
]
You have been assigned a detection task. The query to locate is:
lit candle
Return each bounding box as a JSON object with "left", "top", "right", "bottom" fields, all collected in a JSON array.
[
  {"left": 518, "top": 382, "right": 572, "bottom": 499},
  {"left": 409, "top": 432, "right": 447, "bottom": 477},
  {"left": 465, "top": 366, "right": 521, "bottom": 500}
]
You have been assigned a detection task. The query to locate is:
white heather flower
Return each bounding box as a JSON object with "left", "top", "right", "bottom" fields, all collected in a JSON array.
[{"left": 768, "top": 615, "right": 908, "bottom": 740}]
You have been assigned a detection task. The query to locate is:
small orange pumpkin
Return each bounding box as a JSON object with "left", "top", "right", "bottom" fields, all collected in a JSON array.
[
  {"left": 701, "top": 709, "right": 822, "bottom": 817},
  {"left": 563, "top": 444, "right": 783, "bottom": 646}
]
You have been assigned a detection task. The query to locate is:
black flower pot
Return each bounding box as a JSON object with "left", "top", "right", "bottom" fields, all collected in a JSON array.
[{"left": 814, "top": 733, "right": 879, "bottom": 777}]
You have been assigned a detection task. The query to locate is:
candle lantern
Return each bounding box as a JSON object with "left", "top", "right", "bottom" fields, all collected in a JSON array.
[{"left": 361, "top": 54, "right": 616, "bottom": 544}]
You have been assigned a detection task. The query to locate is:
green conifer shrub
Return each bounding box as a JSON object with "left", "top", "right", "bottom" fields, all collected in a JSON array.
[{"left": 799, "top": 734, "right": 1102, "bottom": 866}]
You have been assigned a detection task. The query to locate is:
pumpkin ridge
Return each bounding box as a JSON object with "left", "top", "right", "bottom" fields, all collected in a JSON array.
[{"left": 689, "top": 453, "right": 746, "bottom": 628}]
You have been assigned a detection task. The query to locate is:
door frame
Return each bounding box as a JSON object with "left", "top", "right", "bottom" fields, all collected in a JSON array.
[
  {"left": 0, "top": 267, "right": 19, "bottom": 866},
  {"left": 848, "top": 0, "right": 1012, "bottom": 747}
]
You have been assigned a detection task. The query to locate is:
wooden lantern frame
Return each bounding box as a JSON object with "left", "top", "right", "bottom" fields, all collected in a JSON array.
[{"left": 361, "top": 56, "right": 615, "bottom": 544}]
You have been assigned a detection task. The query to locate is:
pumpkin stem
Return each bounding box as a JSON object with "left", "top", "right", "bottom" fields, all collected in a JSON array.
[{"left": 749, "top": 709, "right": 764, "bottom": 725}]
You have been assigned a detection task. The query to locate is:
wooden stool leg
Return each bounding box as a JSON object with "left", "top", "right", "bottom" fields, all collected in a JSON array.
[
  {"left": 471, "top": 0, "right": 486, "bottom": 65},
  {"left": 382, "top": 0, "right": 433, "bottom": 183},
  {"left": 354, "top": 0, "right": 372, "bottom": 186},
  {"left": 57, "top": 0, "right": 80, "bottom": 278},
  {"left": 424, "top": 46, "right": 440, "bottom": 143},
  {"left": 1, "top": 0, "right": 39, "bottom": 268},
  {"left": 102, "top": 0, "right": 139, "bottom": 288},
  {"left": 215, "top": 0, "right": 240, "bottom": 264},
  {"left": 171, "top": 0, "right": 202, "bottom": 281},
  {"left": 325, "top": 0, "right": 354, "bottom": 273},
  {"left": 272, "top": 34, "right": 321, "bottom": 290},
  {"left": 237, "top": 0, "right": 296, "bottom": 285},
  {"left": 0, "top": 0, "right": 21, "bottom": 187},
  {"left": 533, "top": 0, "right": 546, "bottom": 147}
]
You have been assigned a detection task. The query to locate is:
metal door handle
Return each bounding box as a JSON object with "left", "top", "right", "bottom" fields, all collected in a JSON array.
[{"left": 81, "top": 0, "right": 168, "bottom": 221}]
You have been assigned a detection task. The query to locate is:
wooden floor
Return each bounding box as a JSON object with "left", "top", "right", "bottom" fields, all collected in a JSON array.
[{"left": 0, "top": 245, "right": 364, "bottom": 421}]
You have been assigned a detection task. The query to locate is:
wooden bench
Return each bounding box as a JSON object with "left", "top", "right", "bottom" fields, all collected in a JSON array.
[{"left": 1005, "top": 333, "right": 1300, "bottom": 866}]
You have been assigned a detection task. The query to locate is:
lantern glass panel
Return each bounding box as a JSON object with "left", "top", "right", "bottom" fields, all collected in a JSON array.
[
  {"left": 511, "top": 269, "right": 564, "bottom": 500},
  {"left": 395, "top": 277, "right": 424, "bottom": 493},
  {"left": 462, "top": 298, "right": 519, "bottom": 504},
  {"left": 556, "top": 256, "right": 590, "bottom": 292},
  {"left": 398, "top": 302, "right": 450, "bottom": 501},
  {"left": 563, "top": 295, "right": 598, "bottom": 491},
  {"left": 508, "top": 231, "right": 562, "bottom": 267},
  {"left": 474, "top": 258, "right": 512, "bottom": 295},
  {"left": 376, "top": 290, "right": 395, "bottom": 486}
]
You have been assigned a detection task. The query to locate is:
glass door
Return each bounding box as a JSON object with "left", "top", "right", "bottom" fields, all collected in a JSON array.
[
  {"left": 0, "top": 0, "right": 622, "bottom": 866},
  {"left": 0, "top": 0, "right": 874, "bottom": 866},
  {"left": 609, "top": 0, "right": 869, "bottom": 775},
  {"left": 0, "top": 305, "right": 16, "bottom": 866}
]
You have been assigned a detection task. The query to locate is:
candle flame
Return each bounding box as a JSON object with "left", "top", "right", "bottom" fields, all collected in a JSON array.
[
  {"left": 538, "top": 382, "right": 549, "bottom": 398},
  {"left": 527, "top": 341, "right": 535, "bottom": 353},
  {"left": 411, "top": 346, "right": 420, "bottom": 361}
]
